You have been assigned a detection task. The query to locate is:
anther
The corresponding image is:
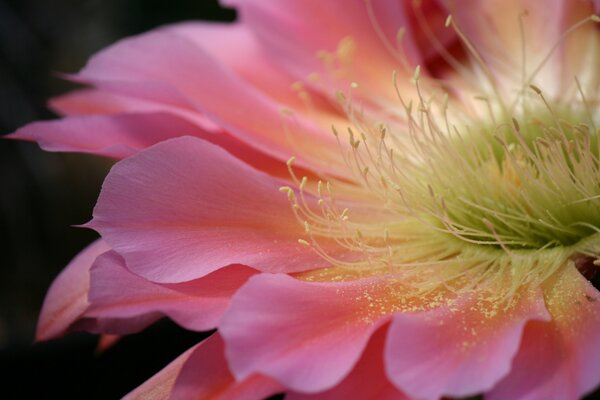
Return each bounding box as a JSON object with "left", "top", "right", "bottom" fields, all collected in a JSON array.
[
  {"left": 298, "top": 239, "right": 311, "bottom": 246},
  {"left": 412, "top": 65, "right": 421, "bottom": 84},
  {"left": 445, "top": 15, "right": 453, "bottom": 28},
  {"left": 300, "top": 176, "right": 308, "bottom": 190},
  {"left": 529, "top": 84, "right": 542, "bottom": 95}
]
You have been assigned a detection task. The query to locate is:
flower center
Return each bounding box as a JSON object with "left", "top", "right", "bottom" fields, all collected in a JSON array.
[
  {"left": 403, "top": 106, "right": 600, "bottom": 250},
  {"left": 282, "top": 11, "right": 600, "bottom": 297}
]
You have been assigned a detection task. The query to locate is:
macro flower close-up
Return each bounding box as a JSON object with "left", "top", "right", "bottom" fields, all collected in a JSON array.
[{"left": 8, "top": 0, "right": 600, "bottom": 398}]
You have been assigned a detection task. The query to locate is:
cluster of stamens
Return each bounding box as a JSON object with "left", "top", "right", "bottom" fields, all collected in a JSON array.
[{"left": 280, "top": 7, "right": 600, "bottom": 298}]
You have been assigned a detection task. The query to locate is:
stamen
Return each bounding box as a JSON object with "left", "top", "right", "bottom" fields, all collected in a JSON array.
[{"left": 279, "top": 10, "right": 600, "bottom": 302}]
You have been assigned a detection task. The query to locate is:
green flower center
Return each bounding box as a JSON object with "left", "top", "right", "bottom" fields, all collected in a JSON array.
[{"left": 414, "top": 107, "right": 600, "bottom": 250}]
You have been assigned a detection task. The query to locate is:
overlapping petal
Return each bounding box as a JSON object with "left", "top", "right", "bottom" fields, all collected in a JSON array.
[
  {"left": 288, "top": 326, "right": 408, "bottom": 400},
  {"left": 123, "top": 343, "right": 198, "bottom": 400},
  {"left": 89, "top": 136, "right": 338, "bottom": 283},
  {"left": 488, "top": 266, "right": 600, "bottom": 400},
  {"left": 73, "top": 26, "right": 343, "bottom": 172},
  {"left": 11, "top": 112, "right": 212, "bottom": 159},
  {"left": 385, "top": 289, "right": 550, "bottom": 400},
  {"left": 219, "top": 274, "right": 391, "bottom": 393},
  {"left": 81, "top": 251, "right": 256, "bottom": 333},
  {"left": 170, "top": 334, "right": 282, "bottom": 400},
  {"left": 36, "top": 239, "right": 110, "bottom": 341}
]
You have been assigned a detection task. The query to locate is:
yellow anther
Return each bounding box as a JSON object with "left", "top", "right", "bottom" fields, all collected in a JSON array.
[
  {"left": 332, "top": 125, "right": 340, "bottom": 137},
  {"left": 279, "top": 186, "right": 296, "bottom": 202},
  {"left": 445, "top": 14, "right": 453, "bottom": 27},
  {"left": 412, "top": 65, "right": 421, "bottom": 83},
  {"left": 340, "top": 208, "right": 350, "bottom": 220},
  {"left": 300, "top": 176, "right": 308, "bottom": 190}
]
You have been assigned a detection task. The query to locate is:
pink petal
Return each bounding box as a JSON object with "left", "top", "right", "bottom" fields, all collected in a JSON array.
[
  {"left": 219, "top": 274, "right": 390, "bottom": 393},
  {"left": 82, "top": 251, "right": 256, "bottom": 333},
  {"left": 89, "top": 136, "right": 334, "bottom": 283},
  {"left": 488, "top": 266, "right": 600, "bottom": 400},
  {"left": 10, "top": 112, "right": 212, "bottom": 159},
  {"left": 288, "top": 326, "right": 409, "bottom": 400},
  {"left": 36, "top": 239, "right": 111, "bottom": 341},
  {"left": 123, "top": 343, "right": 198, "bottom": 400},
  {"left": 74, "top": 26, "right": 342, "bottom": 172},
  {"left": 171, "top": 334, "right": 282, "bottom": 400},
  {"left": 11, "top": 110, "right": 291, "bottom": 177},
  {"left": 223, "top": 0, "right": 413, "bottom": 99},
  {"left": 443, "top": 0, "right": 597, "bottom": 95},
  {"left": 49, "top": 84, "right": 206, "bottom": 123},
  {"left": 385, "top": 289, "right": 550, "bottom": 400},
  {"left": 165, "top": 22, "right": 330, "bottom": 111}
]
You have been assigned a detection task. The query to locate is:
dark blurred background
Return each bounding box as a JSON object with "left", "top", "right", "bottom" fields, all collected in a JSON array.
[{"left": 0, "top": 1, "right": 233, "bottom": 398}]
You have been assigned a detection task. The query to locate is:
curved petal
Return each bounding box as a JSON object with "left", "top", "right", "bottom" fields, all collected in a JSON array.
[
  {"left": 385, "top": 289, "right": 550, "bottom": 400},
  {"left": 219, "top": 274, "right": 391, "bottom": 393},
  {"left": 171, "top": 334, "right": 282, "bottom": 400},
  {"left": 74, "top": 26, "right": 343, "bottom": 173},
  {"left": 49, "top": 88, "right": 197, "bottom": 118},
  {"left": 164, "top": 22, "right": 334, "bottom": 113},
  {"left": 10, "top": 111, "right": 292, "bottom": 177},
  {"left": 123, "top": 343, "right": 198, "bottom": 400},
  {"left": 81, "top": 251, "right": 256, "bottom": 333},
  {"left": 89, "top": 136, "right": 334, "bottom": 283},
  {"left": 10, "top": 112, "right": 211, "bottom": 159},
  {"left": 287, "top": 326, "right": 409, "bottom": 400},
  {"left": 488, "top": 266, "right": 600, "bottom": 400},
  {"left": 36, "top": 239, "right": 111, "bottom": 341},
  {"left": 223, "top": 0, "right": 412, "bottom": 101}
]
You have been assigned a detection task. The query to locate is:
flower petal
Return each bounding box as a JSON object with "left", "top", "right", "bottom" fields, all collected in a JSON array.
[
  {"left": 74, "top": 26, "right": 342, "bottom": 172},
  {"left": 219, "top": 274, "right": 390, "bottom": 393},
  {"left": 488, "top": 266, "right": 600, "bottom": 400},
  {"left": 49, "top": 86, "right": 219, "bottom": 133},
  {"left": 36, "top": 239, "right": 111, "bottom": 341},
  {"left": 80, "top": 251, "right": 256, "bottom": 333},
  {"left": 444, "top": 0, "right": 598, "bottom": 95},
  {"left": 287, "top": 326, "right": 409, "bottom": 400},
  {"left": 385, "top": 289, "right": 550, "bottom": 400},
  {"left": 123, "top": 343, "right": 198, "bottom": 400},
  {"left": 223, "top": 0, "right": 412, "bottom": 100},
  {"left": 10, "top": 112, "right": 211, "bottom": 159},
  {"left": 11, "top": 110, "right": 292, "bottom": 177},
  {"left": 89, "top": 136, "right": 333, "bottom": 283},
  {"left": 171, "top": 334, "right": 282, "bottom": 400}
]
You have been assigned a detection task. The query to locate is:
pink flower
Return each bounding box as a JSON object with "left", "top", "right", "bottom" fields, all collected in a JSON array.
[{"left": 12, "top": 0, "right": 600, "bottom": 399}]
